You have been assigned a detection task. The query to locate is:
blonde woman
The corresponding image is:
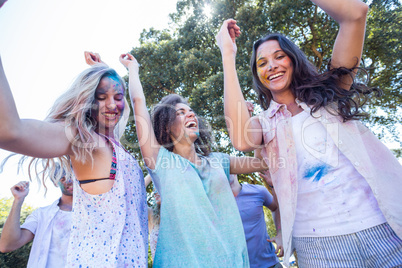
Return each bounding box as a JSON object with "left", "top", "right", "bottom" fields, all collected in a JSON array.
[{"left": 0, "top": 52, "right": 148, "bottom": 267}]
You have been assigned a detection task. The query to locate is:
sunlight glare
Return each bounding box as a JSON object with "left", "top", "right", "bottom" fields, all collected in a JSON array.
[{"left": 203, "top": 4, "right": 213, "bottom": 19}]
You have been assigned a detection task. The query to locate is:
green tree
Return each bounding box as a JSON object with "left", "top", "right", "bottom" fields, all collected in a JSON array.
[
  {"left": 123, "top": 0, "right": 401, "bottom": 186},
  {"left": 0, "top": 198, "right": 35, "bottom": 268}
]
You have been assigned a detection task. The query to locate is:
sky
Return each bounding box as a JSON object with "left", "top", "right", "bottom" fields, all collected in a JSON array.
[{"left": 0, "top": 0, "right": 178, "bottom": 207}]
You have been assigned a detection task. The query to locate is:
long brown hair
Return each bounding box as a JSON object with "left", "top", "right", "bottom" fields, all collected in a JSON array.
[{"left": 250, "top": 34, "right": 381, "bottom": 121}]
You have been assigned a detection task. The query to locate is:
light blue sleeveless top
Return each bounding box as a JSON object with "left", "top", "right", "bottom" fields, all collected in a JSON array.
[{"left": 148, "top": 147, "right": 249, "bottom": 268}]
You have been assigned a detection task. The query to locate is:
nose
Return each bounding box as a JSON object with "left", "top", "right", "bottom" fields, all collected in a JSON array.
[
  {"left": 106, "top": 97, "right": 117, "bottom": 110},
  {"left": 267, "top": 62, "right": 274, "bottom": 71},
  {"left": 186, "top": 110, "right": 195, "bottom": 118},
  {"left": 267, "top": 58, "right": 279, "bottom": 71}
]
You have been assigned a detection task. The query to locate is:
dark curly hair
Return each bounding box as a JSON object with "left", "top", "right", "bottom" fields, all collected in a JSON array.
[
  {"left": 151, "top": 94, "right": 213, "bottom": 156},
  {"left": 250, "top": 33, "right": 381, "bottom": 121}
]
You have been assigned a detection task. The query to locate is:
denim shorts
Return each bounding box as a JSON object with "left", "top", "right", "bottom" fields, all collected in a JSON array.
[{"left": 293, "top": 223, "right": 402, "bottom": 267}]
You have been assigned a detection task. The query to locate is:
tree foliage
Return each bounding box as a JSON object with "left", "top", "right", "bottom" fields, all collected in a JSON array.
[{"left": 123, "top": 0, "right": 401, "bottom": 187}]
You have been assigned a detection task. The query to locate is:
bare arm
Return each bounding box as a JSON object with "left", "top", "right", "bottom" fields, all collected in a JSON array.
[
  {"left": 229, "top": 156, "right": 268, "bottom": 174},
  {"left": 216, "top": 20, "right": 263, "bottom": 151},
  {"left": 0, "top": 182, "right": 34, "bottom": 253},
  {"left": 259, "top": 171, "right": 283, "bottom": 256},
  {"left": 0, "top": 56, "right": 74, "bottom": 158},
  {"left": 259, "top": 170, "right": 277, "bottom": 210},
  {"left": 313, "top": 0, "right": 369, "bottom": 89},
  {"left": 144, "top": 174, "right": 152, "bottom": 188},
  {"left": 269, "top": 203, "right": 283, "bottom": 257},
  {"left": 119, "top": 54, "right": 160, "bottom": 169}
]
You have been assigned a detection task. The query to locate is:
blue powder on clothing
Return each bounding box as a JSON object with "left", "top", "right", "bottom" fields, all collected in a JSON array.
[{"left": 303, "top": 164, "right": 329, "bottom": 182}]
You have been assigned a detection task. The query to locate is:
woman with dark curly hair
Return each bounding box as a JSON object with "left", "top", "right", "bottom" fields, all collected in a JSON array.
[
  {"left": 120, "top": 53, "right": 269, "bottom": 267},
  {"left": 216, "top": 0, "right": 402, "bottom": 267}
]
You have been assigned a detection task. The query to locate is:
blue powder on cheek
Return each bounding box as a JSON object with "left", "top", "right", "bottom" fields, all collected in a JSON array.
[
  {"left": 195, "top": 131, "right": 200, "bottom": 137},
  {"left": 303, "top": 164, "right": 330, "bottom": 182}
]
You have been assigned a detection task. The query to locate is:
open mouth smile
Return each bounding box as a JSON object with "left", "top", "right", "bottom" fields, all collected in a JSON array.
[
  {"left": 185, "top": 121, "right": 198, "bottom": 128},
  {"left": 268, "top": 72, "right": 285, "bottom": 81},
  {"left": 103, "top": 113, "right": 119, "bottom": 119}
]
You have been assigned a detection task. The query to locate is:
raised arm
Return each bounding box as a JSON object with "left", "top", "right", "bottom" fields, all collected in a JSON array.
[
  {"left": 0, "top": 56, "right": 73, "bottom": 158},
  {"left": 119, "top": 54, "right": 160, "bottom": 169},
  {"left": 216, "top": 20, "right": 263, "bottom": 152},
  {"left": 0, "top": 182, "right": 34, "bottom": 253},
  {"left": 314, "top": 0, "right": 369, "bottom": 89}
]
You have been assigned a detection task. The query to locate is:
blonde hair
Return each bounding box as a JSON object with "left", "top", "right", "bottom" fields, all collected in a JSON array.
[
  {"left": 48, "top": 64, "right": 128, "bottom": 159},
  {"left": 2, "top": 64, "right": 130, "bottom": 191}
]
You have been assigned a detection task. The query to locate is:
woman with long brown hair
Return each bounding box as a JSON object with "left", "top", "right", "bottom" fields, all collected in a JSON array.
[{"left": 216, "top": 0, "right": 402, "bottom": 266}]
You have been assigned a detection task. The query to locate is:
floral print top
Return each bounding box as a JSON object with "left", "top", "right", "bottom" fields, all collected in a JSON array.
[{"left": 67, "top": 138, "right": 148, "bottom": 267}]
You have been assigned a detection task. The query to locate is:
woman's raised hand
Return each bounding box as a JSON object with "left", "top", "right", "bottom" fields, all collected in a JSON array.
[
  {"left": 119, "top": 53, "right": 139, "bottom": 73},
  {"left": 216, "top": 19, "right": 241, "bottom": 57},
  {"left": 84, "top": 51, "right": 104, "bottom": 66}
]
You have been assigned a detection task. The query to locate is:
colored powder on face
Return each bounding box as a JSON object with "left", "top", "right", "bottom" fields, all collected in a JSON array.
[
  {"left": 282, "top": 57, "right": 290, "bottom": 65},
  {"left": 58, "top": 181, "right": 68, "bottom": 194},
  {"left": 257, "top": 68, "right": 270, "bottom": 85},
  {"left": 108, "top": 77, "right": 124, "bottom": 94}
]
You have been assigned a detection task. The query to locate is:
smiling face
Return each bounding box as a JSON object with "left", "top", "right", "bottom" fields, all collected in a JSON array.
[
  {"left": 169, "top": 103, "right": 199, "bottom": 145},
  {"left": 256, "top": 40, "right": 293, "bottom": 100},
  {"left": 94, "top": 76, "right": 125, "bottom": 136},
  {"left": 58, "top": 176, "right": 73, "bottom": 196}
]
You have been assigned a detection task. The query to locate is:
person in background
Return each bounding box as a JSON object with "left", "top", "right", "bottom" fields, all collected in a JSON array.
[
  {"left": 231, "top": 173, "right": 283, "bottom": 268},
  {"left": 0, "top": 165, "right": 73, "bottom": 268}
]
